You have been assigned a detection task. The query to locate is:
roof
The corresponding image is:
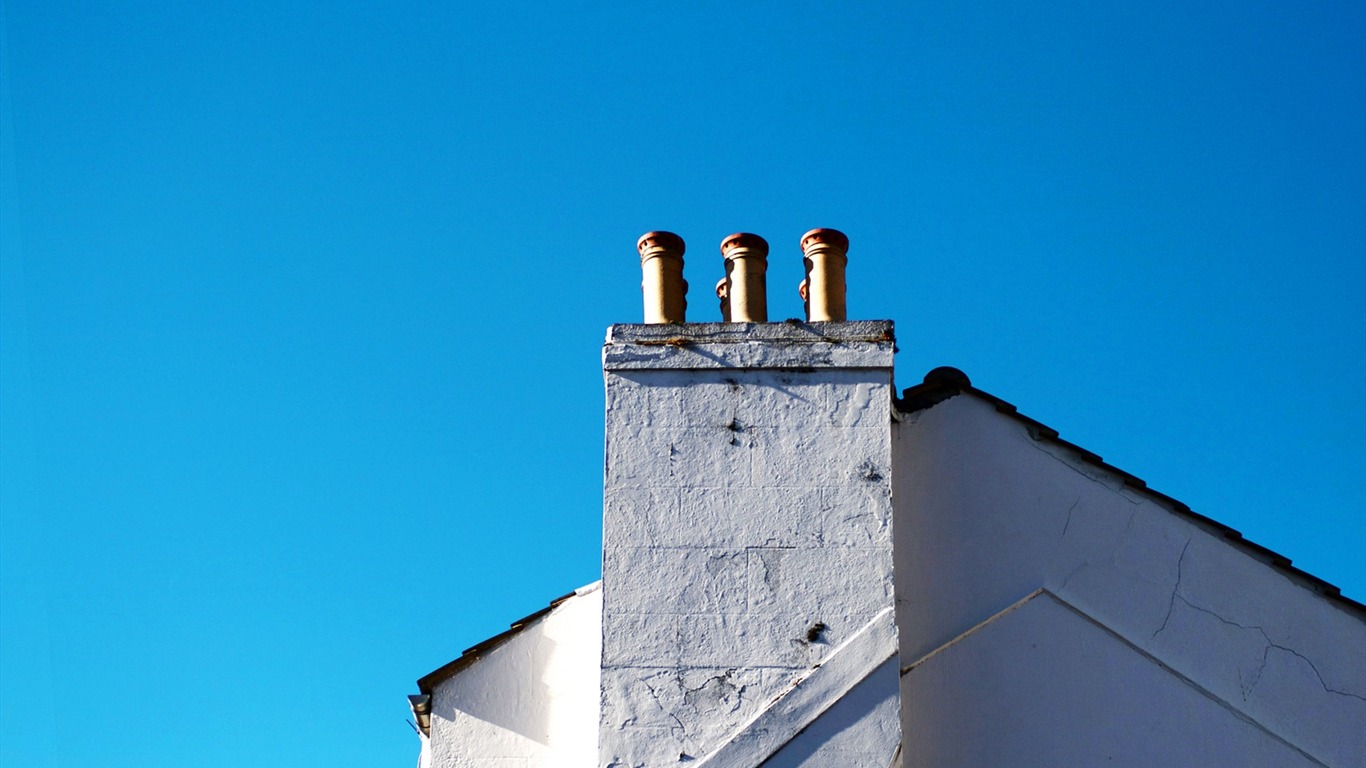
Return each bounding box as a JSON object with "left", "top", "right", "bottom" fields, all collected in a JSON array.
[
  {"left": 415, "top": 581, "right": 601, "bottom": 695},
  {"left": 896, "top": 366, "right": 1365, "bottom": 620}
]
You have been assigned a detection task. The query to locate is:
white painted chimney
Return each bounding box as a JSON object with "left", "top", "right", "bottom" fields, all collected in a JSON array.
[{"left": 600, "top": 318, "right": 903, "bottom": 766}]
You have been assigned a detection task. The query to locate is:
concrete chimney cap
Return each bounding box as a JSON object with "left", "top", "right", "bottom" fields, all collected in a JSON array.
[
  {"left": 637, "top": 231, "right": 685, "bottom": 256},
  {"left": 720, "top": 232, "right": 769, "bottom": 257},
  {"left": 800, "top": 227, "right": 849, "bottom": 253}
]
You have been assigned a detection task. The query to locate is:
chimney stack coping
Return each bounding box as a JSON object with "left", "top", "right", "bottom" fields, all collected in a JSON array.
[{"left": 603, "top": 320, "right": 894, "bottom": 370}]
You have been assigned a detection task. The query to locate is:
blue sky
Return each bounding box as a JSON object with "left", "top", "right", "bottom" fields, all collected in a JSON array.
[{"left": 2, "top": 1, "right": 1362, "bottom": 765}]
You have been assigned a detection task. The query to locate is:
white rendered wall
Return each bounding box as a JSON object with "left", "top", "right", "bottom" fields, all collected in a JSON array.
[
  {"left": 426, "top": 584, "right": 602, "bottom": 768},
  {"left": 893, "top": 394, "right": 1366, "bottom": 767},
  {"left": 600, "top": 322, "right": 903, "bottom": 767},
  {"left": 902, "top": 590, "right": 1322, "bottom": 767}
]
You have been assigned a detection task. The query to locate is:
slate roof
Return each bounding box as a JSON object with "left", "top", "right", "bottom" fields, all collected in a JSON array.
[{"left": 896, "top": 366, "right": 1365, "bottom": 619}]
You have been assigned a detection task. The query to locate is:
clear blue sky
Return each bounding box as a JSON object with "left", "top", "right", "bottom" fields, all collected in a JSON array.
[{"left": 2, "top": 1, "right": 1362, "bottom": 765}]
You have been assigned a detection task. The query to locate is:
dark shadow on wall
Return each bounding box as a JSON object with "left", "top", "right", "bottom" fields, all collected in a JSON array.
[{"left": 758, "top": 658, "right": 902, "bottom": 768}]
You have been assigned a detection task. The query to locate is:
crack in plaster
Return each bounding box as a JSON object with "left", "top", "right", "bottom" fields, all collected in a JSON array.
[
  {"left": 1171, "top": 595, "right": 1366, "bottom": 704},
  {"left": 639, "top": 671, "right": 750, "bottom": 760},
  {"left": 1151, "top": 540, "right": 1365, "bottom": 705},
  {"left": 1059, "top": 561, "right": 1088, "bottom": 593},
  {"left": 1152, "top": 539, "right": 1193, "bottom": 639},
  {"left": 1061, "top": 497, "right": 1080, "bottom": 538},
  {"left": 642, "top": 678, "right": 689, "bottom": 742},
  {"left": 1120, "top": 509, "right": 1137, "bottom": 538}
]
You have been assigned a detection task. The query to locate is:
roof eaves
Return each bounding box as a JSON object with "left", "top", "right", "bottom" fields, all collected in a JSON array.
[
  {"left": 415, "top": 582, "right": 600, "bottom": 695},
  {"left": 895, "top": 367, "right": 1364, "bottom": 620}
]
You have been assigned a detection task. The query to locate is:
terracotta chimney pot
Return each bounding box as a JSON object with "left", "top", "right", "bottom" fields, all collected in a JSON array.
[
  {"left": 800, "top": 228, "right": 848, "bottom": 322},
  {"left": 716, "top": 276, "right": 732, "bottom": 323},
  {"left": 637, "top": 231, "right": 687, "bottom": 324},
  {"left": 720, "top": 233, "right": 769, "bottom": 323}
]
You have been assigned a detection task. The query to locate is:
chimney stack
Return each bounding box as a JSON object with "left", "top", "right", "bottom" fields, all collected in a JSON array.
[
  {"left": 800, "top": 228, "right": 849, "bottom": 322},
  {"left": 720, "top": 233, "right": 769, "bottom": 322},
  {"left": 637, "top": 231, "right": 687, "bottom": 324},
  {"left": 600, "top": 319, "right": 901, "bottom": 765}
]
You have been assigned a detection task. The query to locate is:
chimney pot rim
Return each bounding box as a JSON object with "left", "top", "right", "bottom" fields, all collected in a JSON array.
[
  {"left": 637, "top": 231, "right": 685, "bottom": 256},
  {"left": 800, "top": 227, "right": 849, "bottom": 253},
  {"left": 720, "top": 232, "right": 769, "bottom": 257}
]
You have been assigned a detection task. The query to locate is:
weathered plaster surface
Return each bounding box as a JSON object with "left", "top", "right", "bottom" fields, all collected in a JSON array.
[
  {"left": 698, "top": 608, "right": 901, "bottom": 768},
  {"left": 601, "top": 322, "right": 902, "bottom": 767},
  {"left": 426, "top": 584, "right": 602, "bottom": 768},
  {"left": 901, "top": 590, "right": 1325, "bottom": 767},
  {"left": 893, "top": 394, "right": 1366, "bottom": 766}
]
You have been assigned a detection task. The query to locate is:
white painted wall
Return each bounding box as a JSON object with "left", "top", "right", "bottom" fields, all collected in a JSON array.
[
  {"left": 600, "top": 322, "right": 903, "bottom": 767},
  {"left": 893, "top": 393, "right": 1366, "bottom": 767},
  {"left": 902, "top": 590, "right": 1323, "bottom": 767},
  {"left": 426, "top": 584, "right": 602, "bottom": 768}
]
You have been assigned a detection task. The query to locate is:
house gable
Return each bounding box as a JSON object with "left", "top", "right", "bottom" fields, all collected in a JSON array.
[{"left": 893, "top": 375, "right": 1365, "bottom": 766}]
